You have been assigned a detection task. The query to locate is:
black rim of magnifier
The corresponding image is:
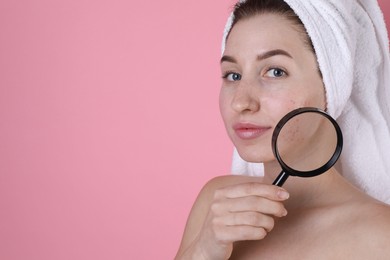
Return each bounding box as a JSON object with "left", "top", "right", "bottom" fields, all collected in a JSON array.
[{"left": 272, "top": 107, "right": 343, "bottom": 178}]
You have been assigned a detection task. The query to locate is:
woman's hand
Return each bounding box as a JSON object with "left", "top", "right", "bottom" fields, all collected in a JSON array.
[{"left": 190, "top": 181, "right": 289, "bottom": 260}]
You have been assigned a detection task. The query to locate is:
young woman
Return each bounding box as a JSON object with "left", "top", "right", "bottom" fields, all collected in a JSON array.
[{"left": 176, "top": 0, "right": 390, "bottom": 259}]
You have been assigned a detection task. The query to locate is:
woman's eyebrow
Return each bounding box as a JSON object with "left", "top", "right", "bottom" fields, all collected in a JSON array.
[
  {"left": 220, "top": 55, "right": 237, "bottom": 64},
  {"left": 257, "top": 49, "right": 293, "bottom": 60},
  {"left": 220, "top": 49, "right": 293, "bottom": 64}
]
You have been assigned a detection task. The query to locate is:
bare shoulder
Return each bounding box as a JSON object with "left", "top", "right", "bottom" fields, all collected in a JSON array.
[
  {"left": 191, "top": 174, "right": 266, "bottom": 205},
  {"left": 339, "top": 199, "right": 390, "bottom": 257},
  {"left": 205, "top": 174, "right": 265, "bottom": 189},
  {"left": 355, "top": 201, "right": 390, "bottom": 243}
]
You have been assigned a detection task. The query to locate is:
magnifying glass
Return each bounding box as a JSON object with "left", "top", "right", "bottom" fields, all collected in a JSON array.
[{"left": 272, "top": 107, "right": 343, "bottom": 187}]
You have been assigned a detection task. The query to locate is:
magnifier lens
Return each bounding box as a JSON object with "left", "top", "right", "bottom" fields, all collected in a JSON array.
[
  {"left": 275, "top": 112, "right": 338, "bottom": 174},
  {"left": 272, "top": 108, "right": 342, "bottom": 187}
]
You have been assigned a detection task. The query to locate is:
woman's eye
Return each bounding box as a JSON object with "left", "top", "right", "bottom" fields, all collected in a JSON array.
[
  {"left": 265, "top": 68, "right": 286, "bottom": 78},
  {"left": 223, "top": 72, "right": 242, "bottom": 81}
]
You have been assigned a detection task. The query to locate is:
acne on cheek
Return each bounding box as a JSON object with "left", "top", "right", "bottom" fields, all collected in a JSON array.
[
  {"left": 289, "top": 99, "right": 297, "bottom": 106},
  {"left": 303, "top": 99, "right": 317, "bottom": 107},
  {"left": 284, "top": 99, "right": 301, "bottom": 111},
  {"left": 288, "top": 99, "right": 318, "bottom": 110},
  {"left": 285, "top": 125, "right": 305, "bottom": 143}
]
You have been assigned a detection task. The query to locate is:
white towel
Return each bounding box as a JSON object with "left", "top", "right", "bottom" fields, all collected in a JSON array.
[{"left": 222, "top": 0, "right": 390, "bottom": 204}]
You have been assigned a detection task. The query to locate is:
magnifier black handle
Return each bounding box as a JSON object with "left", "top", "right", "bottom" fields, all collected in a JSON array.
[{"left": 272, "top": 170, "right": 289, "bottom": 187}]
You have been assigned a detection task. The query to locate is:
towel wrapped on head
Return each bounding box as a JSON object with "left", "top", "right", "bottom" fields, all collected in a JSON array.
[{"left": 222, "top": 0, "right": 390, "bottom": 204}]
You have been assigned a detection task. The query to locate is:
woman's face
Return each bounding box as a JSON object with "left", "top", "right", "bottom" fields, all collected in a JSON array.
[{"left": 220, "top": 13, "right": 325, "bottom": 163}]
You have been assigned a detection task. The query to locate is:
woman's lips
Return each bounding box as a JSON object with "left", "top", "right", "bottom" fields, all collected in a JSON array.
[{"left": 233, "top": 123, "right": 271, "bottom": 140}]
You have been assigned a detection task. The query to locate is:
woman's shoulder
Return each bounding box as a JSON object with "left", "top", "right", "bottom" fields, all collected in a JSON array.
[
  {"left": 191, "top": 175, "right": 266, "bottom": 209},
  {"left": 202, "top": 174, "right": 265, "bottom": 191},
  {"left": 353, "top": 200, "right": 390, "bottom": 240},
  {"left": 347, "top": 196, "right": 390, "bottom": 228},
  {"left": 334, "top": 198, "right": 390, "bottom": 257},
  {"left": 292, "top": 195, "right": 390, "bottom": 258}
]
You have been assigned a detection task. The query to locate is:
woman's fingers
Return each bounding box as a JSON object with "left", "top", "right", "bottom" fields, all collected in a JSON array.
[
  {"left": 212, "top": 182, "right": 289, "bottom": 217},
  {"left": 214, "top": 182, "right": 290, "bottom": 201},
  {"left": 196, "top": 181, "right": 289, "bottom": 255},
  {"left": 213, "top": 224, "right": 268, "bottom": 243},
  {"left": 212, "top": 195, "right": 288, "bottom": 217},
  {"left": 217, "top": 211, "right": 276, "bottom": 232}
]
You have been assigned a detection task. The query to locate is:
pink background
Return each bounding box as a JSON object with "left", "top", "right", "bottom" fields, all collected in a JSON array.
[{"left": 1, "top": 1, "right": 389, "bottom": 259}]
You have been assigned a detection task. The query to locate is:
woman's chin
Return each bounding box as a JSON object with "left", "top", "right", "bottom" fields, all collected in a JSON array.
[{"left": 236, "top": 148, "right": 274, "bottom": 163}]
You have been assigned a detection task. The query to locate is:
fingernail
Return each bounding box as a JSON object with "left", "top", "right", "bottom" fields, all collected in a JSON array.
[{"left": 278, "top": 189, "right": 290, "bottom": 200}]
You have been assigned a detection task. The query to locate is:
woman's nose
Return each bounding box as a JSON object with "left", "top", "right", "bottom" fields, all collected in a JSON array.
[{"left": 231, "top": 84, "right": 260, "bottom": 113}]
